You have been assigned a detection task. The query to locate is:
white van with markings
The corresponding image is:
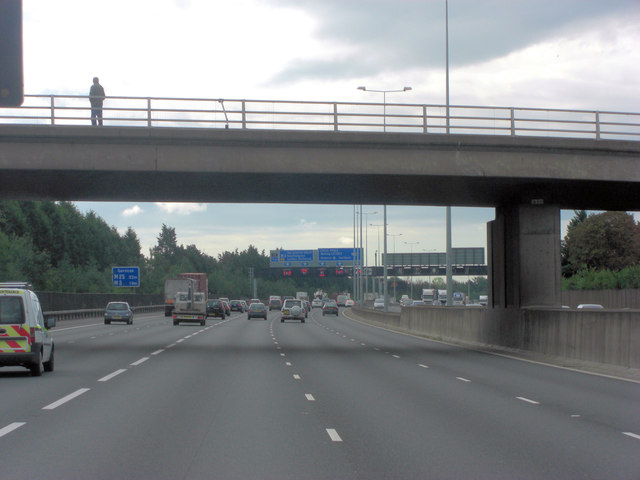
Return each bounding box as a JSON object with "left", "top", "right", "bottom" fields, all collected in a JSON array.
[{"left": 0, "top": 282, "right": 55, "bottom": 376}]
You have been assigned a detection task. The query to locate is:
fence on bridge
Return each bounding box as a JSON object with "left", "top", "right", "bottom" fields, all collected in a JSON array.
[{"left": 1, "top": 94, "right": 638, "bottom": 141}]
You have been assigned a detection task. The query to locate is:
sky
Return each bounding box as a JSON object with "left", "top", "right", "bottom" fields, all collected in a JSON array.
[{"left": 18, "top": 0, "right": 640, "bottom": 261}]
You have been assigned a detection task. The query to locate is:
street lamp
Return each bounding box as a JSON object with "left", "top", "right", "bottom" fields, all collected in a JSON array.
[
  {"left": 357, "top": 86, "right": 412, "bottom": 132},
  {"left": 387, "top": 232, "right": 403, "bottom": 301},
  {"left": 404, "top": 241, "right": 420, "bottom": 299},
  {"left": 361, "top": 210, "right": 378, "bottom": 299}
]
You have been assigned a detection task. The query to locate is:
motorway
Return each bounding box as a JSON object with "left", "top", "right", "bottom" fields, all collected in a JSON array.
[{"left": 1, "top": 307, "right": 639, "bottom": 479}]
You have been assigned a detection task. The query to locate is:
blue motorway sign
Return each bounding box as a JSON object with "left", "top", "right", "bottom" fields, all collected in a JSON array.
[
  {"left": 318, "top": 248, "right": 361, "bottom": 263},
  {"left": 277, "top": 250, "right": 314, "bottom": 263},
  {"left": 112, "top": 266, "right": 140, "bottom": 287}
]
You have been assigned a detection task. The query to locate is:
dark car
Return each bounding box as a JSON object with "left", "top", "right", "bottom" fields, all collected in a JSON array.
[
  {"left": 269, "top": 298, "right": 282, "bottom": 311},
  {"left": 206, "top": 299, "right": 226, "bottom": 319},
  {"left": 322, "top": 300, "right": 339, "bottom": 316},
  {"left": 230, "top": 300, "right": 245, "bottom": 312},
  {"left": 247, "top": 302, "right": 268, "bottom": 320},
  {"left": 104, "top": 301, "right": 134, "bottom": 324}
]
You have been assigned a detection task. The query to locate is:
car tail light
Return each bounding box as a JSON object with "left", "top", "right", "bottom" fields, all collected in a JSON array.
[{"left": 29, "top": 326, "right": 36, "bottom": 344}]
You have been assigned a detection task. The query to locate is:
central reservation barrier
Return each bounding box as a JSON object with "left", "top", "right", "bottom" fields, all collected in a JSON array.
[{"left": 349, "top": 306, "right": 640, "bottom": 371}]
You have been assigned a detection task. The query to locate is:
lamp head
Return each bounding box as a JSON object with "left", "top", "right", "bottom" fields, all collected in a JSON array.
[
  {"left": 403, "top": 86, "right": 412, "bottom": 91},
  {"left": 357, "top": 86, "right": 366, "bottom": 91}
]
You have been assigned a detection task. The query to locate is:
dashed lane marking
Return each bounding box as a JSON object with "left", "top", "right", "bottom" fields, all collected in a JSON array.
[
  {"left": 418, "top": 364, "right": 429, "bottom": 369},
  {"left": 130, "top": 357, "right": 149, "bottom": 366},
  {"left": 98, "top": 369, "right": 127, "bottom": 382},
  {"left": 43, "top": 388, "right": 91, "bottom": 410},
  {"left": 456, "top": 377, "right": 471, "bottom": 382},
  {"left": 326, "top": 428, "right": 343, "bottom": 442},
  {"left": 0, "top": 422, "right": 26, "bottom": 438},
  {"left": 623, "top": 432, "right": 640, "bottom": 441},
  {"left": 516, "top": 396, "right": 540, "bottom": 405},
  {"left": 151, "top": 349, "right": 164, "bottom": 355},
  {"left": 305, "top": 394, "right": 316, "bottom": 401}
]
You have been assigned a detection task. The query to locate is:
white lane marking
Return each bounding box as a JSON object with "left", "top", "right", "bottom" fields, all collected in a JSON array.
[
  {"left": 456, "top": 377, "right": 471, "bottom": 382},
  {"left": 623, "top": 432, "right": 640, "bottom": 441},
  {"left": 293, "top": 374, "right": 301, "bottom": 380},
  {"left": 326, "top": 428, "right": 343, "bottom": 442},
  {"left": 0, "top": 422, "right": 26, "bottom": 438},
  {"left": 98, "top": 369, "right": 127, "bottom": 382},
  {"left": 151, "top": 349, "right": 164, "bottom": 355},
  {"left": 130, "top": 357, "right": 149, "bottom": 366},
  {"left": 280, "top": 353, "right": 286, "bottom": 357},
  {"left": 360, "top": 343, "right": 366, "bottom": 346},
  {"left": 90, "top": 336, "right": 97, "bottom": 339},
  {"left": 418, "top": 364, "right": 429, "bottom": 369},
  {"left": 176, "top": 339, "right": 185, "bottom": 343},
  {"left": 43, "top": 388, "right": 91, "bottom": 410},
  {"left": 166, "top": 343, "right": 176, "bottom": 348},
  {"left": 184, "top": 335, "right": 193, "bottom": 339},
  {"left": 285, "top": 362, "right": 292, "bottom": 366},
  {"left": 374, "top": 347, "right": 380, "bottom": 351},
  {"left": 305, "top": 394, "right": 316, "bottom": 401},
  {"left": 516, "top": 396, "right": 540, "bottom": 405},
  {"left": 392, "top": 355, "right": 400, "bottom": 359},
  {"left": 54, "top": 323, "right": 103, "bottom": 332}
]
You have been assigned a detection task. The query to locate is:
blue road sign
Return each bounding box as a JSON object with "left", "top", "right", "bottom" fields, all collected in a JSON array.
[
  {"left": 318, "top": 248, "right": 361, "bottom": 262},
  {"left": 112, "top": 266, "right": 140, "bottom": 287},
  {"left": 278, "top": 250, "right": 314, "bottom": 262}
]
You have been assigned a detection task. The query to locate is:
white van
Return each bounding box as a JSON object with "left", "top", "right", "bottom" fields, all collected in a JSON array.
[{"left": 0, "top": 282, "right": 55, "bottom": 376}]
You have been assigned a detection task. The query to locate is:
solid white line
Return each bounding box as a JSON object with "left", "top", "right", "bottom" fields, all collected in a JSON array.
[
  {"left": 305, "top": 394, "right": 316, "bottom": 401},
  {"left": 418, "top": 364, "right": 429, "bottom": 369},
  {"left": 622, "top": 432, "right": 640, "bottom": 441},
  {"left": 151, "top": 349, "right": 164, "bottom": 355},
  {"left": 130, "top": 357, "right": 149, "bottom": 366},
  {"left": 98, "top": 369, "right": 127, "bottom": 382},
  {"left": 516, "top": 396, "right": 540, "bottom": 405},
  {"left": 0, "top": 422, "right": 26, "bottom": 438},
  {"left": 43, "top": 388, "right": 91, "bottom": 410},
  {"left": 326, "top": 428, "right": 343, "bottom": 442},
  {"left": 54, "top": 323, "right": 102, "bottom": 332},
  {"left": 456, "top": 377, "right": 471, "bottom": 382}
]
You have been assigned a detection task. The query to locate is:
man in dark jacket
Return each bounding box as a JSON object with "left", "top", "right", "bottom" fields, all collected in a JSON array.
[{"left": 89, "top": 77, "right": 106, "bottom": 126}]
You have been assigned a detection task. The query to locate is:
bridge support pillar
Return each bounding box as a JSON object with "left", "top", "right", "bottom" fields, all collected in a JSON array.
[{"left": 488, "top": 204, "right": 562, "bottom": 308}]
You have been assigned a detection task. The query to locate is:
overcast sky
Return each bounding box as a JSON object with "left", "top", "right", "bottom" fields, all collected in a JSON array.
[{"left": 19, "top": 0, "right": 640, "bottom": 261}]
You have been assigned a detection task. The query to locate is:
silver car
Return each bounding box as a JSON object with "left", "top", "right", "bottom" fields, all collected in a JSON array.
[{"left": 104, "top": 301, "right": 134, "bottom": 325}]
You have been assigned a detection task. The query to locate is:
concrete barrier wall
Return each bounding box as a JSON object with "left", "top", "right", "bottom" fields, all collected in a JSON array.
[{"left": 351, "top": 306, "right": 640, "bottom": 369}]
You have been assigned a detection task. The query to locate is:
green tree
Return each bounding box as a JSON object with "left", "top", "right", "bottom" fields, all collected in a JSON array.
[{"left": 564, "top": 211, "right": 640, "bottom": 273}]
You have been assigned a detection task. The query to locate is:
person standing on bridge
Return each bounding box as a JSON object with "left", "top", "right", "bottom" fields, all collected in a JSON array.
[{"left": 89, "top": 77, "right": 106, "bottom": 126}]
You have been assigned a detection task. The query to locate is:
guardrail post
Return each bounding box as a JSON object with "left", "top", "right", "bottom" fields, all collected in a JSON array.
[
  {"left": 510, "top": 107, "right": 515, "bottom": 136},
  {"left": 147, "top": 98, "right": 152, "bottom": 127},
  {"left": 50, "top": 95, "right": 55, "bottom": 125},
  {"left": 595, "top": 111, "right": 601, "bottom": 140},
  {"left": 333, "top": 103, "right": 338, "bottom": 131},
  {"left": 423, "top": 105, "right": 428, "bottom": 133},
  {"left": 242, "top": 101, "right": 246, "bottom": 129}
]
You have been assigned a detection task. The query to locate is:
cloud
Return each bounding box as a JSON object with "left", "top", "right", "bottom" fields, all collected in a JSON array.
[
  {"left": 122, "top": 205, "right": 143, "bottom": 217},
  {"left": 155, "top": 203, "right": 207, "bottom": 215},
  {"left": 266, "top": 0, "right": 639, "bottom": 85}
]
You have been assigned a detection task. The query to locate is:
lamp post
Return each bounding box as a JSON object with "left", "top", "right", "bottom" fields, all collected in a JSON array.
[
  {"left": 357, "top": 86, "right": 412, "bottom": 132},
  {"left": 387, "top": 232, "right": 403, "bottom": 301},
  {"left": 361, "top": 210, "right": 378, "bottom": 300},
  {"left": 404, "top": 241, "right": 420, "bottom": 299}
]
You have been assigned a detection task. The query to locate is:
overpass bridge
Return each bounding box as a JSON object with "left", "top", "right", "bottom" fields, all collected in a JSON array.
[{"left": 1, "top": 94, "right": 639, "bottom": 315}]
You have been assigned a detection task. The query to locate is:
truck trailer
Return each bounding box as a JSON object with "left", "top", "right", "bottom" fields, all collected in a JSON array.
[{"left": 172, "top": 273, "right": 208, "bottom": 326}]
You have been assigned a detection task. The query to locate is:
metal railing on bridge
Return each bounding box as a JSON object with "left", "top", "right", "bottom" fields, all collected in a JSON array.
[{"left": 0, "top": 94, "right": 638, "bottom": 141}]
